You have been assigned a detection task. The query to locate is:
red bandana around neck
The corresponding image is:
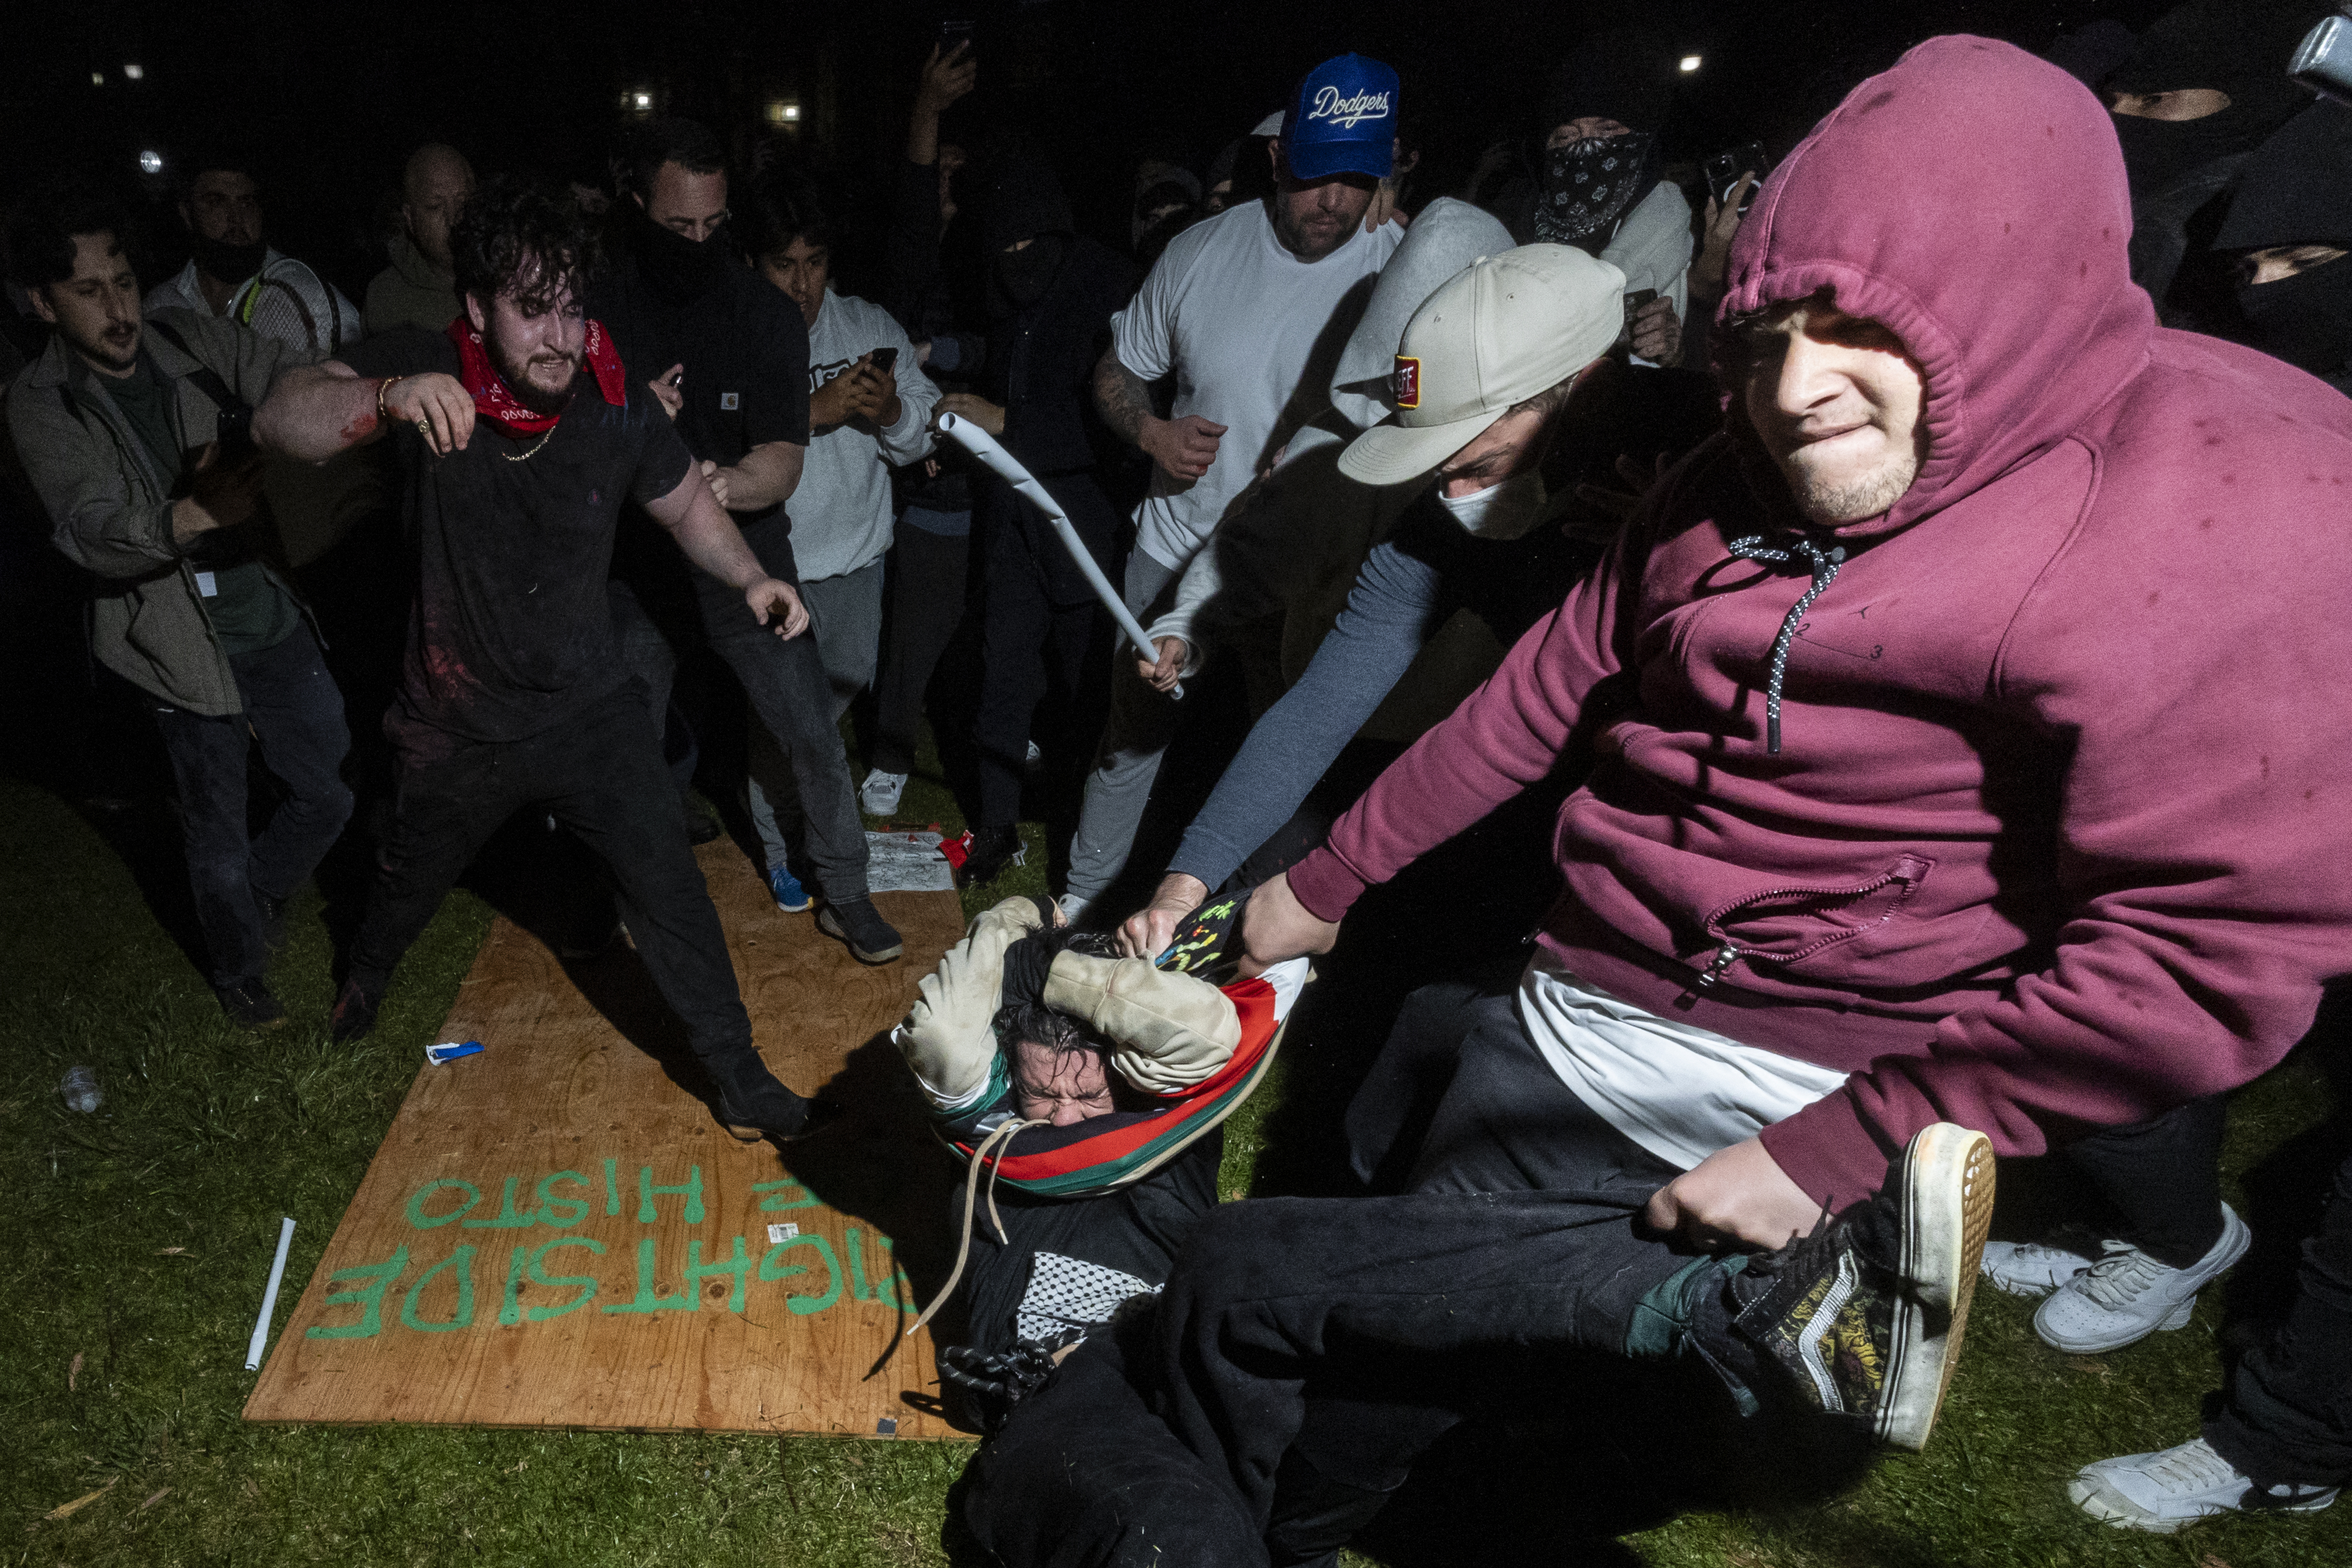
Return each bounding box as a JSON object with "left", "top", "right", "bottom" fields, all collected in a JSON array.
[{"left": 443, "top": 317, "right": 629, "bottom": 437}]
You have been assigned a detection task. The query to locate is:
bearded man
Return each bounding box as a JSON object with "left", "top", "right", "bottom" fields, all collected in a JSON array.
[{"left": 254, "top": 176, "right": 830, "bottom": 1142}]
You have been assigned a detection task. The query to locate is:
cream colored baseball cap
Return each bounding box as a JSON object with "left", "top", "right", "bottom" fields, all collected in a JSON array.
[{"left": 1340, "top": 244, "right": 1626, "bottom": 487}]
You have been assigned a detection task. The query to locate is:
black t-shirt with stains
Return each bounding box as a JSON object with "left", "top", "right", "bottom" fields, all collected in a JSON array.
[
  {"left": 591, "top": 259, "right": 810, "bottom": 632},
  {"left": 338, "top": 329, "right": 693, "bottom": 756}
]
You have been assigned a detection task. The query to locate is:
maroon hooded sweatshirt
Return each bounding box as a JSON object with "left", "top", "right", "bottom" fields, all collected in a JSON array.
[{"left": 1286, "top": 38, "right": 2352, "bottom": 1205}]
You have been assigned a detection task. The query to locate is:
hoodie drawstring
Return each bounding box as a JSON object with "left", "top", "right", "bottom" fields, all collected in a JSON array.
[
  {"left": 1725, "top": 534, "right": 1846, "bottom": 754},
  {"left": 904, "top": 1117, "right": 1051, "bottom": 1345}
]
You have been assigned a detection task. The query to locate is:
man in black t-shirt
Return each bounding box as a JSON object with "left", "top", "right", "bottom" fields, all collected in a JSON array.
[
  {"left": 592, "top": 119, "right": 899, "bottom": 965},
  {"left": 254, "top": 177, "right": 828, "bottom": 1141}
]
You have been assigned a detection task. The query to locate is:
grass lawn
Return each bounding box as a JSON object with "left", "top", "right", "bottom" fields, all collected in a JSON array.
[{"left": 5, "top": 744, "right": 2347, "bottom": 1568}]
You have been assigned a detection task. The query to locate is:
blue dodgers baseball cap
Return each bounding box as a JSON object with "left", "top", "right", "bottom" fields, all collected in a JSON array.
[{"left": 1279, "top": 54, "right": 1399, "bottom": 182}]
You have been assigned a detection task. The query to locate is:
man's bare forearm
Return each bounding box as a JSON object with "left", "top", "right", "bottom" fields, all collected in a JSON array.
[
  {"left": 719, "top": 440, "right": 806, "bottom": 510},
  {"left": 254, "top": 362, "right": 378, "bottom": 464},
  {"left": 1093, "top": 348, "right": 1159, "bottom": 452},
  {"left": 659, "top": 475, "right": 769, "bottom": 591}
]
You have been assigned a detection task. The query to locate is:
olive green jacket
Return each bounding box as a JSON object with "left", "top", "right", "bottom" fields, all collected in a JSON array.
[{"left": 5, "top": 309, "right": 302, "bottom": 715}]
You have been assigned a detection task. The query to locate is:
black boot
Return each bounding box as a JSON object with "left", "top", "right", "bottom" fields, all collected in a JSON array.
[
  {"left": 710, "top": 1053, "right": 837, "bottom": 1143},
  {"left": 957, "top": 824, "right": 1025, "bottom": 889}
]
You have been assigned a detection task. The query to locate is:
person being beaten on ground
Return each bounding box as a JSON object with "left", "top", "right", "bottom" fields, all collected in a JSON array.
[
  {"left": 6, "top": 184, "right": 353, "bottom": 1030},
  {"left": 889, "top": 892, "right": 1304, "bottom": 1428},
  {"left": 989, "top": 39, "right": 2352, "bottom": 1565},
  {"left": 592, "top": 118, "right": 901, "bottom": 966},
  {"left": 252, "top": 175, "right": 833, "bottom": 1142}
]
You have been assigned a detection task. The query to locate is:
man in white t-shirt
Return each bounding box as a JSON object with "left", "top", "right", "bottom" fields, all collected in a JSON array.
[{"left": 1016, "top": 54, "right": 1403, "bottom": 910}]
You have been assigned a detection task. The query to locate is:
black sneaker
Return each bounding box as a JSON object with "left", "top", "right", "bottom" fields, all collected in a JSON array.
[
  {"left": 1722, "top": 1122, "right": 1994, "bottom": 1451},
  {"left": 253, "top": 889, "right": 289, "bottom": 950},
  {"left": 217, "top": 979, "right": 287, "bottom": 1029},
  {"left": 682, "top": 791, "right": 723, "bottom": 847},
  {"left": 817, "top": 897, "right": 904, "bottom": 964},
  {"left": 956, "top": 824, "right": 1025, "bottom": 889},
  {"left": 329, "top": 977, "right": 382, "bottom": 1044}
]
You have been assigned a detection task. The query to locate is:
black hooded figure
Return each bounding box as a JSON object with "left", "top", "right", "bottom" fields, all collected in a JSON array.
[
  {"left": 2215, "top": 100, "right": 2352, "bottom": 392},
  {"left": 2102, "top": 0, "right": 2335, "bottom": 309},
  {"left": 1486, "top": 30, "right": 1679, "bottom": 250},
  {"left": 965, "top": 154, "right": 1143, "bottom": 860}
]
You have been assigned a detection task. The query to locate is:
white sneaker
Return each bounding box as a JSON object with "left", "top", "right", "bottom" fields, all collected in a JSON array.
[
  {"left": 1980, "top": 1239, "right": 2095, "bottom": 1298},
  {"left": 859, "top": 770, "right": 906, "bottom": 816},
  {"left": 2069, "top": 1436, "right": 2338, "bottom": 1533},
  {"left": 1058, "top": 892, "right": 1091, "bottom": 926},
  {"left": 2033, "top": 1204, "right": 2250, "bottom": 1354}
]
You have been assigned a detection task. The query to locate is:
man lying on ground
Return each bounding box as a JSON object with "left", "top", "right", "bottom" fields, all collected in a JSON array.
[
  {"left": 891, "top": 893, "right": 1304, "bottom": 1425},
  {"left": 966, "top": 37, "right": 2352, "bottom": 1567}
]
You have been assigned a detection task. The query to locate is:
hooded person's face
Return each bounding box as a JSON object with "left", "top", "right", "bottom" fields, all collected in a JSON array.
[
  {"left": 2236, "top": 247, "right": 2352, "bottom": 376},
  {"left": 1740, "top": 299, "right": 1929, "bottom": 526}
]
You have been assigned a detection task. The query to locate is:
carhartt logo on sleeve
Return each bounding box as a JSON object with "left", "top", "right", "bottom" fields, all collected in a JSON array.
[
  {"left": 1393, "top": 356, "right": 1421, "bottom": 409},
  {"left": 720, "top": 392, "right": 739, "bottom": 411},
  {"left": 1309, "top": 85, "right": 1391, "bottom": 129}
]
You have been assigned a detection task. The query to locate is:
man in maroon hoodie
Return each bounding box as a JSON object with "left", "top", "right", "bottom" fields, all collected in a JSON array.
[{"left": 1123, "top": 35, "right": 2352, "bottom": 1553}]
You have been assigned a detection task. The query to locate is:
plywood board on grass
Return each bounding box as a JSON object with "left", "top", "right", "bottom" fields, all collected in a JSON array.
[{"left": 245, "top": 842, "right": 972, "bottom": 1438}]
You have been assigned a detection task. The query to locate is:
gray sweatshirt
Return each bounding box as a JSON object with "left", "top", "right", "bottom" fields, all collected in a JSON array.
[{"left": 792, "top": 289, "right": 939, "bottom": 581}]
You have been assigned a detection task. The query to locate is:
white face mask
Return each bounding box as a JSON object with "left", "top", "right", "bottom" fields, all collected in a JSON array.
[{"left": 1435, "top": 470, "right": 1548, "bottom": 539}]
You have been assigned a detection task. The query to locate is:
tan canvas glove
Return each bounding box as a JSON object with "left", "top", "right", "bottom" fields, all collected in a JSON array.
[
  {"left": 1041, "top": 951, "right": 1240, "bottom": 1095},
  {"left": 897, "top": 895, "right": 1049, "bottom": 1109}
]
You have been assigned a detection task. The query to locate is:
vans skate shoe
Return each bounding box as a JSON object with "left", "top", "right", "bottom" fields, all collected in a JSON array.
[
  {"left": 2033, "top": 1205, "right": 2249, "bottom": 1354},
  {"left": 1727, "top": 1122, "right": 1994, "bottom": 1451}
]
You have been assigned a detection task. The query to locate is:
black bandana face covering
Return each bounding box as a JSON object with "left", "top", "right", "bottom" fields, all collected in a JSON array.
[
  {"left": 994, "top": 235, "right": 1067, "bottom": 309},
  {"left": 2237, "top": 258, "right": 2352, "bottom": 378},
  {"left": 636, "top": 217, "right": 735, "bottom": 303},
  {"left": 1534, "top": 130, "right": 1661, "bottom": 251}
]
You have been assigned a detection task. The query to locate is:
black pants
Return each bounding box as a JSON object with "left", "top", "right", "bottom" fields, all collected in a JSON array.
[
  {"left": 971, "top": 470, "right": 1120, "bottom": 829},
  {"left": 1150, "top": 984, "right": 1692, "bottom": 1539},
  {"left": 348, "top": 685, "right": 756, "bottom": 1064},
  {"left": 961, "top": 1306, "right": 1270, "bottom": 1568},
  {"left": 2062, "top": 1093, "right": 2230, "bottom": 1268},
  {"left": 151, "top": 622, "right": 353, "bottom": 989},
  {"left": 607, "top": 580, "right": 869, "bottom": 901},
  {"left": 2208, "top": 1143, "right": 2352, "bottom": 1487},
  {"left": 871, "top": 518, "right": 973, "bottom": 777},
  {"left": 956, "top": 1131, "right": 1224, "bottom": 1357}
]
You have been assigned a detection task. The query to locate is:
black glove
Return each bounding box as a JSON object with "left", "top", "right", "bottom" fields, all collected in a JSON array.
[
  {"left": 939, "top": 1331, "right": 1081, "bottom": 1434},
  {"left": 999, "top": 928, "right": 1057, "bottom": 1010}
]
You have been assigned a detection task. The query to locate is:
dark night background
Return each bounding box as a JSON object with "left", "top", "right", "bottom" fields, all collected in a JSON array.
[{"left": 8, "top": 0, "right": 2177, "bottom": 305}]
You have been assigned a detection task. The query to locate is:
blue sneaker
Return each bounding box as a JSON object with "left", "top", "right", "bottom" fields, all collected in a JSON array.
[{"left": 767, "top": 863, "right": 811, "bottom": 913}]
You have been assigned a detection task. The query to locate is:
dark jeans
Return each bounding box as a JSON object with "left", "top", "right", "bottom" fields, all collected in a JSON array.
[
  {"left": 972, "top": 470, "right": 1120, "bottom": 829},
  {"left": 151, "top": 622, "right": 353, "bottom": 989},
  {"left": 871, "top": 518, "right": 972, "bottom": 777},
  {"left": 961, "top": 1306, "right": 1269, "bottom": 1568},
  {"left": 2207, "top": 1144, "right": 2352, "bottom": 1488},
  {"left": 348, "top": 684, "right": 755, "bottom": 1064},
  {"left": 608, "top": 580, "right": 869, "bottom": 901},
  {"left": 2063, "top": 1094, "right": 2230, "bottom": 1269},
  {"left": 1150, "top": 982, "right": 1692, "bottom": 1539},
  {"left": 956, "top": 1131, "right": 1223, "bottom": 1356}
]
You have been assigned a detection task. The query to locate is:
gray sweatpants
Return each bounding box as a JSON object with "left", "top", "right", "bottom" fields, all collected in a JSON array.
[
  {"left": 1062, "top": 551, "right": 1182, "bottom": 912},
  {"left": 748, "top": 556, "right": 885, "bottom": 879}
]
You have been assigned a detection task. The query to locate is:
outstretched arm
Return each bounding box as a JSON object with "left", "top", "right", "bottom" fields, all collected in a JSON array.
[
  {"left": 643, "top": 465, "right": 809, "bottom": 638},
  {"left": 255, "top": 360, "right": 476, "bottom": 463}
]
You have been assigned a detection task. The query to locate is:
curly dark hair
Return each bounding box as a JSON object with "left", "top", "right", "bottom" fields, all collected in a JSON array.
[{"left": 449, "top": 174, "right": 599, "bottom": 317}]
